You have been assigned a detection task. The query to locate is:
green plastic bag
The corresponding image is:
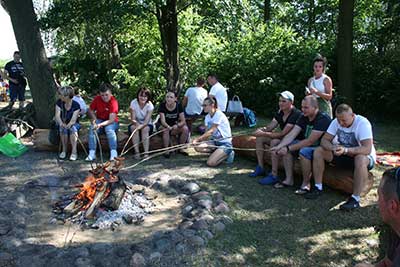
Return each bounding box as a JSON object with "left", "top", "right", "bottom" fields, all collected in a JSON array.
[{"left": 0, "top": 133, "right": 28, "bottom": 157}]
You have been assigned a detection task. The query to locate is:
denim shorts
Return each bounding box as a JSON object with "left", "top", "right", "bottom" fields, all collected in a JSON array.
[
  {"left": 59, "top": 123, "right": 80, "bottom": 135},
  {"left": 299, "top": 146, "right": 317, "bottom": 161},
  {"left": 128, "top": 124, "right": 154, "bottom": 135},
  {"left": 212, "top": 140, "right": 233, "bottom": 155}
]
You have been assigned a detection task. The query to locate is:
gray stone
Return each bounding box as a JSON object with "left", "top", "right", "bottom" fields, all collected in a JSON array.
[
  {"left": 0, "top": 252, "right": 14, "bottom": 267},
  {"left": 75, "top": 257, "right": 95, "bottom": 267},
  {"left": 114, "top": 245, "right": 131, "bottom": 257},
  {"left": 177, "top": 194, "right": 190, "bottom": 202},
  {"left": 179, "top": 220, "right": 193, "bottom": 230},
  {"left": 192, "top": 191, "right": 210, "bottom": 200},
  {"left": 70, "top": 247, "right": 90, "bottom": 258},
  {"left": 181, "top": 229, "right": 196, "bottom": 238},
  {"left": 200, "top": 230, "right": 214, "bottom": 240},
  {"left": 155, "top": 238, "right": 171, "bottom": 252},
  {"left": 211, "top": 222, "right": 226, "bottom": 234},
  {"left": 90, "top": 243, "right": 113, "bottom": 254},
  {"left": 183, "top": 182, "right": 200, "bottom": 194},
  {"left": 134, "top": 177, "right": 153, "bottom": 186},
  {"left": 191, "top": 219, "right": 208, "bottom": 230},
  {"left": 0, "top": 221, "right": 11, "bottom": 235},
  {"left": 175, "top": 243, "right": 186, "bottom": 253},
  {"left": 169, "top": 231, "right": 184, "bottom": 243},
  {"left": 197, "top": 199, "right": 213, "bottom": 210},
  {"left": 188, "top": 236, "right": 205, "bottom": 247},
  {"left": 168, "top": 179, "right": 187, "bottom": 189},
  {"left": 165, "top": 188, "right": 177, "bottom": 196},
  {"left": 130, "top": 253, "right": 146, "bottom": 267},
  {"left": 219, "top": 215, "right": 233, "bottom": 225},
  {"left": 149, "top": 252, "right": 162, "bottom": 264},
  {"left": 182, "top": 205, "right": 193, "bottom": 215},
  {"left": 214, "top": 202, "right": 230, "bottom": 213},
  {"left": 212, "top": 191, "right": 224, "bottom": 203},
  {"left": 200, "top": 214, "right": 215, "bottom": 223}
]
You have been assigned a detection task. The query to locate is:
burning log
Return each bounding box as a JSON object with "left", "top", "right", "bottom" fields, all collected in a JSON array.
[{"left": 232, "top": 135, "right": 374, "bottom": 196}]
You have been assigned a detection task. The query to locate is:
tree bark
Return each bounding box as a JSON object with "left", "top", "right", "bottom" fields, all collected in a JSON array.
[
  {"left": 337, "top": 0, "right": 355, "bottom": 105},
  {"left": 1, "top": 0, "right": 57, "bottom": 128},
  {"left": 264, "top": 0, "right": 271, "bottom": 24},
  {"left": 155, "top": 0, "right": 181, "bottom": 93}
]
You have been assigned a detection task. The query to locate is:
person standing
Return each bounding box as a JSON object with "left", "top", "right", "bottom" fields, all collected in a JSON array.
[
  {"left": 207, "top": 73, "right": 228, "bottom": 112},
  {"left": 182, "top": 77, "right": 208, "bottom": 132},
  {"left": 86, "top": 83, "right": 119, "bottom": 161},
  {"left": 4, "top": 51, "right": 27, "bottom": 109},
  {"left": 306, "top": 55, "right": 333, "bottom": 118}
]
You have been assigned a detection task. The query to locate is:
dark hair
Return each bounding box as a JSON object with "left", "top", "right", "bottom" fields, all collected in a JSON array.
[
  {"left": 196, "top": 77, "right": 206, "bottom": 86},
  {"left": 137, "top": 87, "right": 152, "bottom": 102},
  {"left": 204, "top": 96, "right": 218, "bottom": 108},
  {"left": 382, "top": 167, "right": 400, "bottom": 201},
  {"left": 59, "top": 86, "right": 75, "bottom": 99},
  {"left": 313, "top": 54, "right": 328, "bottom": 70},
  {"left": 335, "top": 104, "right": 353, "bottom": 114},
  {"left": 166, "top": 90, "right": 177, "bottom": 97},
  {"left": 13, "top": 51, "right": 20, "bottom": 55},
  {"left": 99, "top": 82, "right": 113, "bottom": 93},
  {"left": 207, "top": 73, "right": 218, "bottom": 80}
]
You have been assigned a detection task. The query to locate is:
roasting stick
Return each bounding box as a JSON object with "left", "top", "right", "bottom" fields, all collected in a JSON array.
[
  {"left": 93, "top": 129, "right": 104, "bottom": 165},
  {"left": 120, "top": 127, "right": 139, "bottom": 156},
  {"left": 120, "top": 128, "right": 168, "bottom": 157}
]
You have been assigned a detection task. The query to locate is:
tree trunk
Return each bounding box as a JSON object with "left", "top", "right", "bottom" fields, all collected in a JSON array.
[
  {"left": 1, "top": 0, "right": 57, "bottom": 128},
  {"left": 156, "top": 0, "right": 180, "bottom": 93},
  {"left": 110, "top": 38, "right": 122, "bottom": 69},
  {"left": 308, "top": 0, "right": 315, "bottom": 37},
  {"left": 337, "top": 0, "right": 355, "bottom": 105},
  {"left": 264, "top": 0, "right": 271, "bottom": 24}
]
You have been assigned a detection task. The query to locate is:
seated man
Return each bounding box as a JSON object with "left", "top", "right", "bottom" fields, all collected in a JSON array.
[
  {"left": 355, "top": 167, "right": 400, "bottom": 266},
  {"left": 249, "top": 91, "right": 301, "bottom": 183},
  {"left": 182, "top": 77, "right": 208, "bottom": 132},
  {"left": 269, "top": 96, "right": 331, "bottom": 188},
  {"left": 86, "top": 83, "right": 119, "bottom": 161},
  {"left": 312, "top": 104, "right": 376, "bottom": 210}
]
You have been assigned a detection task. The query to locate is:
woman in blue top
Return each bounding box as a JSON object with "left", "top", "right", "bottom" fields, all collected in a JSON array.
[{"left": 54, "top": 86, "right": 81, "bottom": 161}]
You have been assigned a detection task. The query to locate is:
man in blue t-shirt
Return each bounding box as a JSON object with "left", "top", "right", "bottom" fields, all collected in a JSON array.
[
  {"left": 4, "top": 51, "right": 27, "bottom": 109},
  {"left": 270, "top": 96, "right": 331, "bottom": 192}
]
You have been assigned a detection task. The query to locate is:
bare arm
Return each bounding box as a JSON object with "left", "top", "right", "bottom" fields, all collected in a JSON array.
[
  {"left": 252, "top": 119, "right": 278, "bottom": 137},
  {"left": 177, "top": 112, "right": 186, "bottom": 128},
  {"left": 270, "top": 125, "right": 302, "bottom": 150},
  {"left": 130, "top": 107, "right": 137, "bottom": 125},
  {"left": 182, "top": 96, "right": 188, "bottom": 108},
  {"left": 141, "top": 108, "right": 153, "bottom": 127},
  {"left": 309, "top": 77, "right": 333, "bottom": 101},
  {"left": 159, "top": 113, "right": 170, "bottom": 129},
  {"left": 66, "top": 110, "right": 80, "bottom": 128},
  {"left": 288, "top": 130, "right": 325, "bottom": 151},
  {"left": 269, "top": 123, "right": 296, "bottom": 139},
  {"left": 320, "top": 132, "right": 335, "bottom": 151},
  {"left": 54, "top": 106, "right": 64, "bottom": 126},
  {"left": 347, "top": 139, "right": 373, "bottom": 156},
  {"left": 97, "top": 113, "right": 116, "bottom": 128},
  {"left": 195, "top": 124, "right": 218, "bottom": 142}
]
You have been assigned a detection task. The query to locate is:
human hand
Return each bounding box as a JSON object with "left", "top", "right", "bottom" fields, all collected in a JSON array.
[
  {"left": 253, "top": 129, "right": 267, "bottom": 137},
  {"left": 333, "top": 145, "right": 345, "bottom": 156},
  {"left": 172, "top": 124, "right": 178, "bottom": 131},
  {"left": 309, "top": 87, "right": 318, "bottom": 94},
  {"left": 92, "top": 122, "right": 100, "bottom": 130},
  {"left": 276, "top": 146, "right": 288, "bottom": 156}
]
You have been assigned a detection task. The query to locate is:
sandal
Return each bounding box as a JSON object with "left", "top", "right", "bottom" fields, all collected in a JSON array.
[
  {"left": 294, "top": 188, "right": 310, "bottom": 195},
  {"left": 274, "top": 182, "right": 293, "bottom": 189}
]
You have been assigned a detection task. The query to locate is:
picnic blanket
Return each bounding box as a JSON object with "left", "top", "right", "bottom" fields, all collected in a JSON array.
[{"left": 376, "top": 152, "right": 400, "bottom": 167}]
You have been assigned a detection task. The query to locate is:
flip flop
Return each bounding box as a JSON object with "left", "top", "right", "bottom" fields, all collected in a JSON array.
[
  {"left": 294, "top": 188, "right": 310, "bottom": 195},
  {"left": 274, "top": 182, "right": 293, "bottom": 189}
]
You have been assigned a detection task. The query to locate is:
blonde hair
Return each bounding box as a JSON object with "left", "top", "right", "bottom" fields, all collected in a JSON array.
[{"left": 59, "top": 86, "right": 74, "bottom": 99}]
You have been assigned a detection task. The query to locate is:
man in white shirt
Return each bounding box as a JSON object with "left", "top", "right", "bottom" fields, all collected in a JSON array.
[
  {"left": 313, "top": 104, "right": 376, "bottom": 210},
  {"left": 182, "top": 77, "right": 208, "bottom": 132},
  {"left": 207, "top": 73, "right": 227, "bottom": 112}
]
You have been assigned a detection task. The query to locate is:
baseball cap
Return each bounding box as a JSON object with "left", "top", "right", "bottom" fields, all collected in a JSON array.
[{"left": 279, "top": 91, "right": 294, "bottom": 102}]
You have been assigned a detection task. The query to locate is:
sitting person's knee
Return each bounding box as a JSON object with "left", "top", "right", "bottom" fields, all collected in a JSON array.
[
  {"left": 270, "top": 139, "right": 280, "bottom": 146},
  {"left": 299, "top": 147, "right": 314, "bottom": 161},
  {"left": 354, "top": 154, "right": 369, "bottom": 167},
  {"left": 207, "top": 159, "right": 218, "bottom": 167}
]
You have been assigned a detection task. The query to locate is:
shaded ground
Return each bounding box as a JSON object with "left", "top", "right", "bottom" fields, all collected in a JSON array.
[{"left": 1, "top": 100, "right": 400, "bottom": 266}]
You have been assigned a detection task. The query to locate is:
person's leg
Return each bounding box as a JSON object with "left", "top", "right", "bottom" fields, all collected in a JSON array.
[
  {"left": 269, "top": 139, "right": 281, "bottom": 176},
  {"left": 256, "top": 136, "right": 270, "bottom": 167},
  {"left": 130, "top": 124, "right": 141, "bottom": 158},
  {"left": 207, "top": 148, "right": 228, "bottom": 167},
  {"left": 178, "top": 125, "right": 189, "bottom": 145},
  {"left": 352, "top": 154, "right": 369, "bottom": 197},
  {"left": 105, "top": 122, "right": 118, "bottom": 160},
  {"left": 282, "top": 152, "right": 295, "bottom": 185},
  {"left": 8, "top": 84, "right": 17, "bottom": 108},
  {"left": 141, "top": 125, "right": 150, "bottom": 156},
  {"left": 162, "top": 127, "right": 171, "bottom": 148},
  {"left": 312, "top": 147, "right": 333, "bottom": 187},
  {"left": 69, "top": 124, "right": 79, "bottom": 160},
  {"left": 18, "top": 85, "right": 25, "bottom": 109},
  {"left": 60, "top": 132, "right": 68, "bottom": 156},
  {"left": 298, "top": 147, "right": 315, "bottom": 189}
]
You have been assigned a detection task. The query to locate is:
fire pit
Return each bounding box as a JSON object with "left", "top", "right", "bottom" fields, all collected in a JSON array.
[{"left": 52, "top": 158, "right": 155, "bottom": 230}]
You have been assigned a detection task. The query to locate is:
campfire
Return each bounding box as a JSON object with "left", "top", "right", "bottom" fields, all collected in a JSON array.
[{"left": 52, "top": 158, "right": 155, "bottom": 229}]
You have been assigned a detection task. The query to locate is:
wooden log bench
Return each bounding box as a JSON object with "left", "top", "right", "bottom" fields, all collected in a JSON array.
[
  {"left": 32, "top": 128, "right": 163, "bottom": 152},
  {"left": 232, "top": 135, "right": 374, "bottom": 196}
]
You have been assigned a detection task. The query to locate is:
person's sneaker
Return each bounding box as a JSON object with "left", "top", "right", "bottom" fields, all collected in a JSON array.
[
  {"left": 59, "top": 152, "right": 66, "bottom": 159},
  {"left": 69, "top": 153, "right": 78, "bottom": 161},
  {"left": 339, "top": 197, "right": 360, "bottom": 211},
  {"left": 226, "top": 150, "right": 235, "bottom": 164},
  {"left": 85, "top": 150, "right": 96, "bottom": 161},
  {"left": 248, "top": 165, "right": 265, "bottom": 177},
  {"left": 304, "top": 188, "right": 323, "bottom": 199},
  {"left": 258, "top": 173, "right": 279, "bottom": 185},
  {"left": 110, "top": 149, "right": 118, "bottom": 161}
]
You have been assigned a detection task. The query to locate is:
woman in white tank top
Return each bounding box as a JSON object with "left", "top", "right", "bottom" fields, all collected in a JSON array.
[{"left": 306, "top": 55, "right": 333, "bottom": 118}]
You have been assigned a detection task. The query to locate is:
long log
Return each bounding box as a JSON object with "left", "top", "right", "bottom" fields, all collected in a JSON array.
[
  {"left": 32, "top": 128, "right": 163, "bottom": 152},
  {"left": 232, "top": 135, "right": 374, "bottom": 196}
]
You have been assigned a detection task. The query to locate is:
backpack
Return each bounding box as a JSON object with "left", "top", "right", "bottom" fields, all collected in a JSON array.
[{"left": 243, "top": 108, "right": 257, "bottom": 128}]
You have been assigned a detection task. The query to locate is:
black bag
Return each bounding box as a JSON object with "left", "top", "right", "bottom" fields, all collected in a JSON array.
[{"left": 48, "top": 120, "right": 60, "bottom": 145}]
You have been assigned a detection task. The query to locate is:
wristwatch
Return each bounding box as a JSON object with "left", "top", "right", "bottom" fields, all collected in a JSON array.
[{"left": 344, "top": 147, "right": 348, "bottom": 155}]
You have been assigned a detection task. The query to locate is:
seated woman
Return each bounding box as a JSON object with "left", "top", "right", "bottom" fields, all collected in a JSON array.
[
  {"left": 128, "top": 87, "right": 154, "bottom": 159},
  {"left": 158, "top": 91, "right": 189, "bottom": 158},
  {"left": 192, "top": 96, "right": 235, "bottom": 166},
  {"left": 54, "top": 86, "right": 81, "bottom": 161}
]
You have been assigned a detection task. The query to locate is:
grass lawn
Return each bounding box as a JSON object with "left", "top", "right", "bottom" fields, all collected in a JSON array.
[{"left": 115, "top": 112, "right": 400, "bottom": 267}]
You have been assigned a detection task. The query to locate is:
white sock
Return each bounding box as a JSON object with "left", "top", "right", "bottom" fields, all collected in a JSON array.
[
  {"left": 315, "top": 183, "right": 323, "bottom": 191},
  {"left": 351, "top": 195, "right": 360, "bottom": 202}
]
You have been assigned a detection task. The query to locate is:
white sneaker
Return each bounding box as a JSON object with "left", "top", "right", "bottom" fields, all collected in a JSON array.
[
  {"left": 110, "top": 149, "right": 118, "bottom": 161},
  {"left": 59, "top": 152, "right": 66, "bottom": 159},
  {"left": 69, "top": 153, "right": 78, "bottom": 161},
  {"left": 85, "top": 150, "right": 96, "bottom": 161}
]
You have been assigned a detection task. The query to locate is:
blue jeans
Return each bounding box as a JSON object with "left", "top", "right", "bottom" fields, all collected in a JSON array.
[{"left": 88, "top": 119, "right": 119, "bottom": 151}]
